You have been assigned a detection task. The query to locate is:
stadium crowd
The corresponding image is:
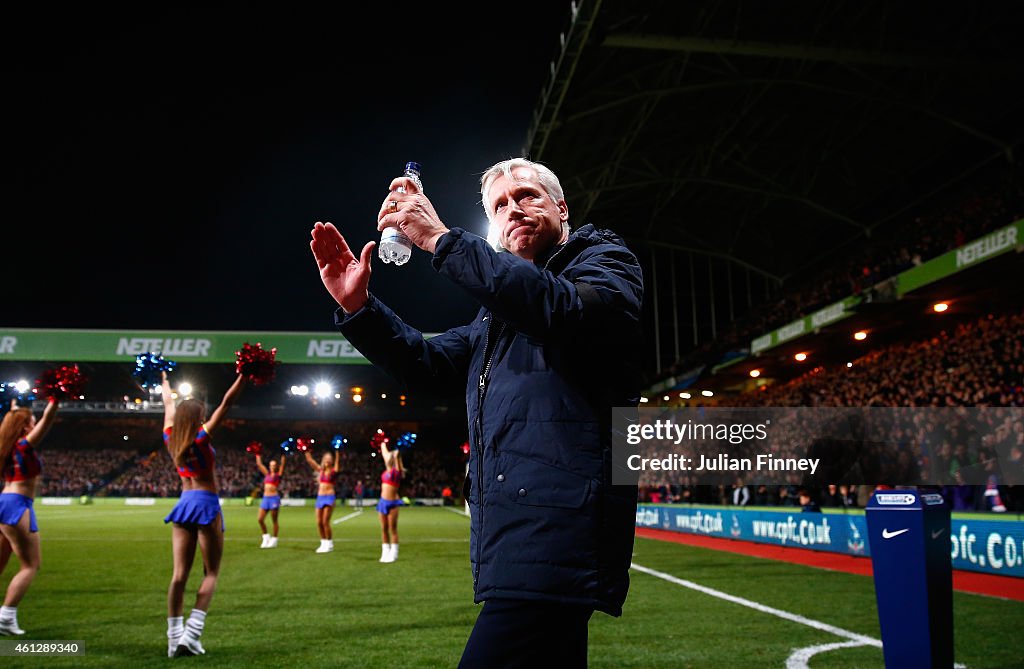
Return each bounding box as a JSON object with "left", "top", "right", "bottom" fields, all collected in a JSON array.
[
  {"left": 32, "top": 416, "right": 467, "bottom": 502},
  {"left": 639, "top": 308, "right": 1024, "bottom": 513}
]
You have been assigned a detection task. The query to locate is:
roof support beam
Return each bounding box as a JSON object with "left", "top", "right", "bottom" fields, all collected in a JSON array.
[
  {"left": 523, "top": 0, "right": 602, "bottom": 160},
  {"left": 559, "top": 78, "right": 1012, "bottom": 157},
  {"left": 626, "top": 237, "right": 782, "bottom": 283},
  {"left": 602, "top": 34, "right": 978, "bottom": 70}
]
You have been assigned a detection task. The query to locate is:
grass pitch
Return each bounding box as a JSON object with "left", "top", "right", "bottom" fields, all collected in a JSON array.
[{"left": 1, "top": 502, "right": 1020, "bottom": 668}]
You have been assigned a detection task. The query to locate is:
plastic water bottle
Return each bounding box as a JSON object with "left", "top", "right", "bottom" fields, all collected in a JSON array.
[{"left": 378, "top": 161, "right": 423, "bottom": 266}]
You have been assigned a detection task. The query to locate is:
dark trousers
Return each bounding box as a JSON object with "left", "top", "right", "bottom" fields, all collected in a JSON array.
[{"left": 458, "top": 598, "right": 594, "bottom": 669}]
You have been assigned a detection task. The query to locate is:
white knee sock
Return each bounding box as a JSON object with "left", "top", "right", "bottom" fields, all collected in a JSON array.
[
  {"left": 184, "top": 609, "right": 206, "bottom": 639},
  {"left": 0, "top": 606, "right": 17, "bottom": 623},
  {"left": 167, "top": 616, "right": 183, "bottom": 639}
]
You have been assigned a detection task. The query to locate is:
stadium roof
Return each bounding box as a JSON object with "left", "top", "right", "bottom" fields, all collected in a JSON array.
[
  {"left": 706, "top": 244, "right": 1024, "bottom": 396},
  {"left": 524, "top": 0, "right": 1024, "bottom": 387}
]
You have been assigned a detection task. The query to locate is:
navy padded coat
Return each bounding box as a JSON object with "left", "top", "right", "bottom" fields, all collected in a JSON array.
[{"left": 336, "top": 224, "right": 643, "bottom": 615}]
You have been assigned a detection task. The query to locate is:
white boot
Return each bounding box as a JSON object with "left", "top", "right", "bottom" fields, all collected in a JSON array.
[
  {"left": 174, "top": 632, "right": 205, "bottom": 657},
  {"left": 379, "top": 543, "right": 390, "bottom": 562},
  {"left": 260, "top": 533, "right": 270, "bottom": 548},
  {"left": 167, "top": 617, "right": 183, "bottom": 658},
  {"left": 390, "top": 543, "right": 399, "bottom": 561},
  {"left": 0, "top": 608, "right": 24, "bottom": 636},
  {"left": 316, "top": 539, "right": 332, "bottom": 553},
  {"left": 0, "top": 619, "right": 25, "bottom": 636},
  {"left": 267, "top": 536, "right": 278, "bottom": 548}
]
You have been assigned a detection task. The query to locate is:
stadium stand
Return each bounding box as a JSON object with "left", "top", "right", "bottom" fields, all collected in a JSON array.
[
  {"left": 639, "top": 307, "right": 1024, "bottom": 512},
  {"left": 35, "top": 417, "right": 467, "bottom": 501}
]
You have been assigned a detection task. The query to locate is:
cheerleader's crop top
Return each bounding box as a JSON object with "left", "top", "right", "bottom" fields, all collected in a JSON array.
[
  {"left": 3, "top": 438, "right": 42, "bottom": 482},
  {"left": 163, "top": 426, "right": 215, "bottom": 478},
  {"left": 381, "top": 467, "right": 401, "bottom": 487}
]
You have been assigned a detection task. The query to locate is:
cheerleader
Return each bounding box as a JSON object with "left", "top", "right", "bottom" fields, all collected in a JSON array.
[
  {"left": 304, "top": 448, "right": 340, "bottom": 553},
  {"left": 255, "top": 452, "right": 284, "bottom": 548},
  {"left": 0, "top": 397, "right": 58, "bottom": 636},
  {"left": 376, "top": 440, "right": 405, "bottom": 563},
  {"left": 162, "top": 371, "right": 246, "bottom": 657}
]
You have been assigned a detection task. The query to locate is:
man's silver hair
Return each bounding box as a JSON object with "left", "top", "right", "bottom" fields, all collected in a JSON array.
[{"left": 480, "top": 158, "right": 569, "bottom": 250}]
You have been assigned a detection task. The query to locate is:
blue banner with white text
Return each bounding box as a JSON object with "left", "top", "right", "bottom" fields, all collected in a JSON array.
[{"left": 636, "top": 505, "right": 1024, "bottom": 578}]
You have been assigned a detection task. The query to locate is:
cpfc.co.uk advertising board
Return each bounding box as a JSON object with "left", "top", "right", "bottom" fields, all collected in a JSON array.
[{"left": 636, "top": 505, "right": 1024, "bottom": 578}]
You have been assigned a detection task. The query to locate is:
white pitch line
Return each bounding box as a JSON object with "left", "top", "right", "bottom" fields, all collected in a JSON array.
[
  {"left": 331, "top": 509, "right": 364, "bottom": 525},
  {"left": 444, "top": 506, "right": 470, "bottom": 518},
  {"left": 631, "top": 563, "right": 968, "bottom": 669},
  {"left": 785, "top": 640, "right": 874, "bottom": 669},
  {"left": 37, "top": 509, "right": 159, "bottom": 519},
  {"left": 631, "top": 562, "right": 881, "bottom": 646},
  {"left": 786, "top": 641, "right": 967, "bottom": 669}
]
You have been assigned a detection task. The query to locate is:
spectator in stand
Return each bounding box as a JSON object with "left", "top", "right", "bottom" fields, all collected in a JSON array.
[
  {"left": 821, "top": 484, "right": 844, "bottom": 507},
  {"left": 799, "top": 489, "right": 822, "bottom": 513},
  {"left": 731, "top": 478, "right": 750, "bottom": 506},
  {"left": 753, "top": 484, "right": 773, "bottom": 506},
  {"left": 779, "top": 484, "right": 799, "bottom": 507}
]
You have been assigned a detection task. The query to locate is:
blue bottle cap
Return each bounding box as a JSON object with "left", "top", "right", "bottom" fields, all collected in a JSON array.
[{"left": 404, "top": 161, "right": 422, "bottom": 174}]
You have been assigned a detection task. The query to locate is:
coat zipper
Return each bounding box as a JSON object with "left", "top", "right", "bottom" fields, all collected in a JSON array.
[
  {"left": 474, "top": 314, "right": 506, "bottom": 588},
  {"left": 472, "top": 243, "right": 566, "bottom": 589}
]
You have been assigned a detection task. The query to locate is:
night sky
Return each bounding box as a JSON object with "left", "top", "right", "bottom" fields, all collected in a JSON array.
[{"left": 5, "top": 3, "right": 572, "bottom": 336}]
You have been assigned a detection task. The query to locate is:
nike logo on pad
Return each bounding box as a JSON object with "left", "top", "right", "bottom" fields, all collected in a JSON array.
[
  {"left": 882, "top": 528, "right": 909, "bottom": 539},
  {"left": 931, "top": 528, "right": 946, "bottom": 539}
]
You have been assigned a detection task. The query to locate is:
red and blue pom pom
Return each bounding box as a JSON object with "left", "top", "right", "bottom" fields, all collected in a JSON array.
[
  {"left": 296, "top": 437, "right": 313, "bottom": 452},
  {"left": 395, "top": 431, "right": 417, "bottom": 451},
  {"left": 331, "top": 434, "right": 348, "bottom": 450},
  {"left": 35, "top": 364, "right": 88, "bottom": 401},
  {"left": 279, "top": 437, "right": 296, "bottom": 453},
  {"left": 132, "top": 352, "right": 177, "bottom": 388},
  {"left": 236, "top": 342, "right": 278, "bottom": 386},
  {"left": 246, "top": 441, "right": 263, "bottom": 455},
  {"left": 370, "top": 430, "right": 389, "bottom": 452}
]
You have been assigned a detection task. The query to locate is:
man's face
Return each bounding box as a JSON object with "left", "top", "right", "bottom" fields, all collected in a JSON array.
[{"left": 487, "top": 167, "right": 569, "bottom": 261}]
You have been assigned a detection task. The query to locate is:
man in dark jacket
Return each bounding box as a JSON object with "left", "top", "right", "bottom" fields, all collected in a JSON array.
[{"left": 309, "top": 158, "right": 643, "bottom": 668}]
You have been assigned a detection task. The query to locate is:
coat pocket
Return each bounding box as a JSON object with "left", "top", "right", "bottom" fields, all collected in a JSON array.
[{"left": 505, "top": 456, "right": 591, "bottom": 509}]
